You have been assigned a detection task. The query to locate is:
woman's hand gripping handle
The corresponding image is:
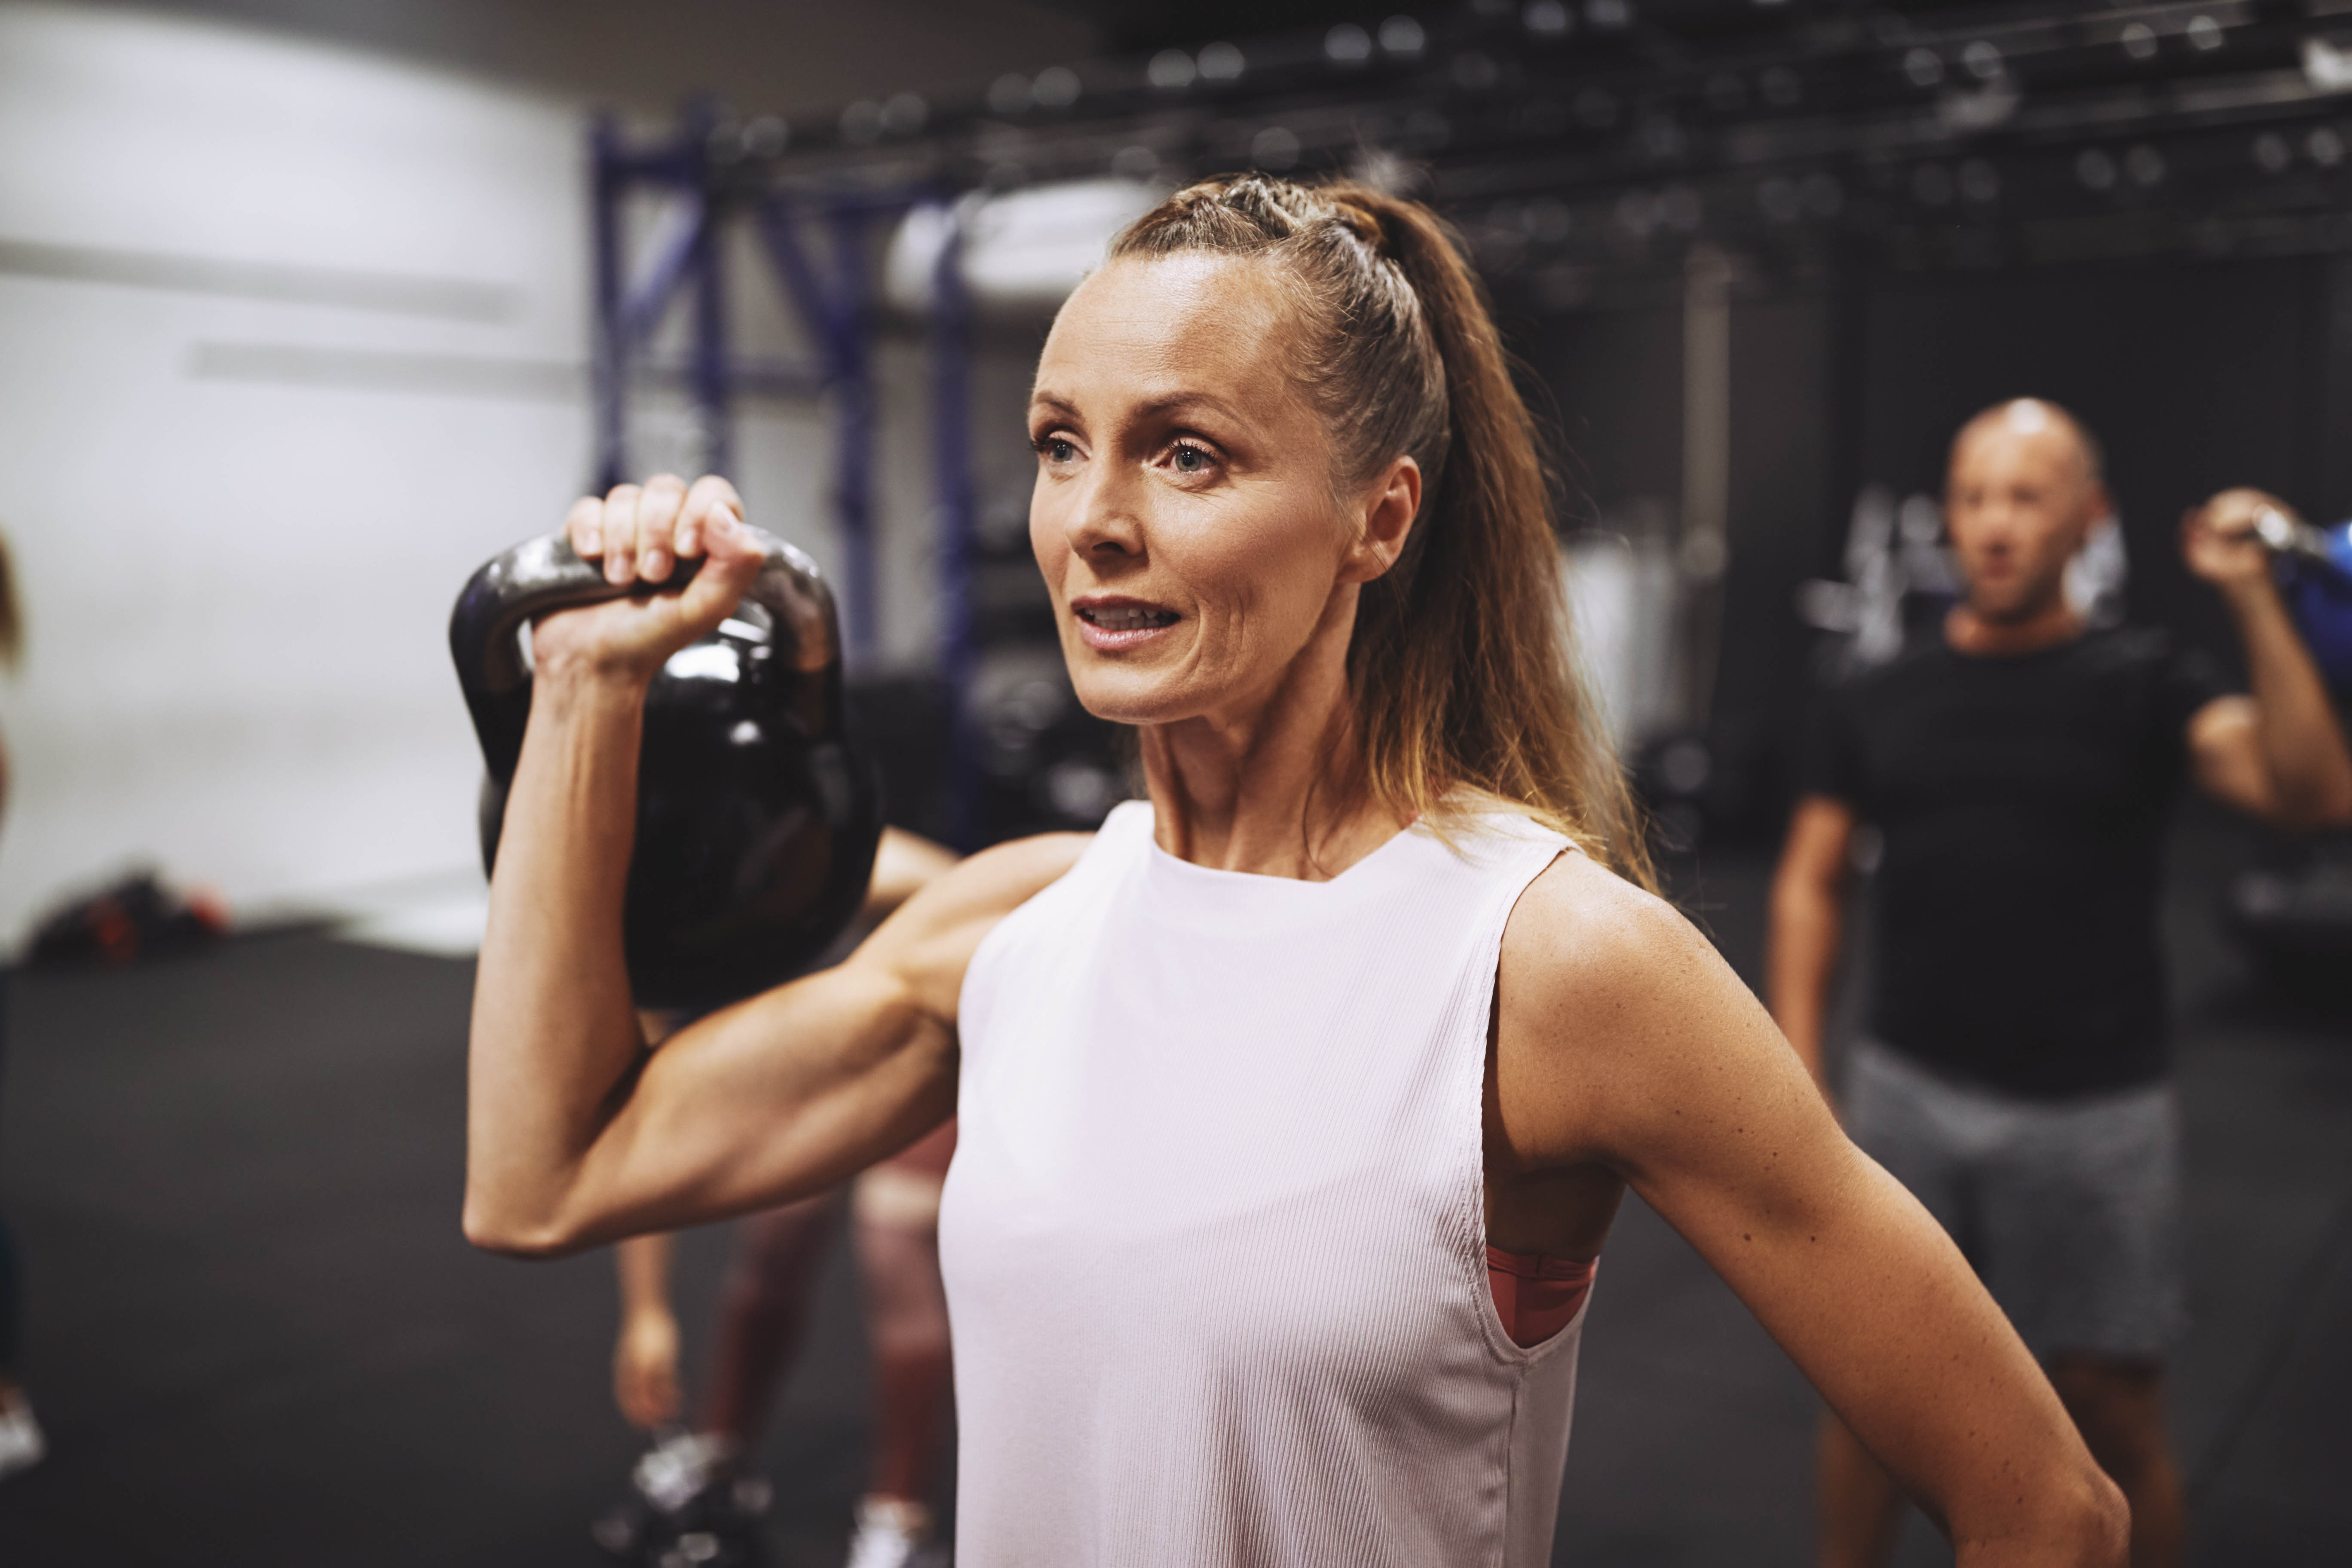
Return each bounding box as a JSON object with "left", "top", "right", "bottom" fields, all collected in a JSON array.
[{"left": 530, "top": 474, "right": 767, "bottom": 684}]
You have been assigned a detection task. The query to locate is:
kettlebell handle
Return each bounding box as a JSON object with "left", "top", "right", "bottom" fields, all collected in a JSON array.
[{"left": 449, "top": 524, "right": 840, "bottom": 779}]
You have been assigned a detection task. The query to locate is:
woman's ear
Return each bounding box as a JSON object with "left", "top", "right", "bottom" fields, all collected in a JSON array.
[{"left": 1342, "top": 456, "right": 1422, "bottom": 584}]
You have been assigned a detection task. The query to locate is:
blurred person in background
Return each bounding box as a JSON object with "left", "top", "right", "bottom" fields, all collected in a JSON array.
[
  {"left": 601, "top": 829, "right": 958, "bottom": 1568},
  {"left": 1770, "top": 399, "right": 2352, "bottom": 1568},
  {"left": 0, "top": 529, "right": 38, "bottom": 1481}
]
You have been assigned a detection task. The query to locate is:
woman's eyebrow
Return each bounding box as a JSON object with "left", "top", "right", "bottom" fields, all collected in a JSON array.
[{"left": 1130, "top": 391, "right": 1246, "bottom": 426}]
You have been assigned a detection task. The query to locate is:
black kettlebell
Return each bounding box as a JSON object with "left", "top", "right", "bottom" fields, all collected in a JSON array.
[{"left": 450, "top": 527, "right": 881, "bottom": 1009}]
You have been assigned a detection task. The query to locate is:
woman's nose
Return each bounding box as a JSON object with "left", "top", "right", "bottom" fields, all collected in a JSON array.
[{"left": 1063, "top": 470, "right": 1145, "bottom": 560}]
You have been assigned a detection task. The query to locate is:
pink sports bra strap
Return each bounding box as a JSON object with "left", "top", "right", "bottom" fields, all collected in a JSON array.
[{"left": 1486, "top": 1246, "right": 1598, "bottom": 1348}]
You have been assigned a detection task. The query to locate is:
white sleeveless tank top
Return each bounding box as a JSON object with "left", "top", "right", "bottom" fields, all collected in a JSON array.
[{"left": 940, "top": 801, "right": 1588, "bottom": 1566}]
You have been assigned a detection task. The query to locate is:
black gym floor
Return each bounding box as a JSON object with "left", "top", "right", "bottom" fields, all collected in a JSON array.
[{"left": 0, "top": 804, "right": 2345, "bottom": 1566}]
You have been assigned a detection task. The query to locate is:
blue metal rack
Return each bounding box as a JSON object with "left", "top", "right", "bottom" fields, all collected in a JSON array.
[{"left": 588, "top": 102, "right": 982, "bottom": 845}]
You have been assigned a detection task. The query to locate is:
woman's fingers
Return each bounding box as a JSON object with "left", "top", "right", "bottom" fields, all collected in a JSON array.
[
  {"left": 565, "top": 495, "right": 604, "bottom": 561},
  {"left": 600, "top": 483, "right": 643, "bottom": 585},
  {"left": 676, "top": 474, "right": 743, "bottom": 558},
  {"left": 580, "top": 473, "right": 744, "bottom": 595},
  {"left": 634, "top": 473, "right": 688, "bottom": 582},
  {"left": 677, "top": 505, "right": 765, "bottom": 631}
]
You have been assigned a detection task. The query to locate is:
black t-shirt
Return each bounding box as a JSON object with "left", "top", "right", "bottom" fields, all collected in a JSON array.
[{"left": 1799, "top": 627, "right": 2229, "bottom": 1097}]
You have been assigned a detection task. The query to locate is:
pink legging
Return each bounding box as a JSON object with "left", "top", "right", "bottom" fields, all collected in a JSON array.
[{"left": 704, "top": 1123, "right": 955, "bottom": 1502}]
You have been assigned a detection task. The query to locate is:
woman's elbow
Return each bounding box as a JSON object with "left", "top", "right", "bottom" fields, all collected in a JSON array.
[
  {"left": 1953, "top": 1452, "right": 2127, "bottom": 1566},
  {"left": 2027, "top": 1462, "right": 2130, "bottom": 1568},
  {"left": 461, "top": 1191, "right": 587, "bottom": 1260},
  {"left": 2071, "top": 1467, "right": 2131, "bottom": 1568}
]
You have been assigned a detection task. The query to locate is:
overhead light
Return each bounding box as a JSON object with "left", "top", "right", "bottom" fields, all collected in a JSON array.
[
  {"left": 2120, "top": 22, "right": 2158, "bottom": 62},
  {"left": 1325, "top": 23, "right": 1373, "bottom": 65},
  {"left": 2305, "top": 37, "right": 2352, "bottom": 92},
  {"left": 1523, "top": 0, "right": 1571, "bottom": 38},
  {"left": 1379, "top": 16, "right": 1428, "bottom": 57},
  {"left": 1147, "top": 50, "right": 1195, "bottom": 90},
  {"left": 1197, "top": 42, "right": 1246, "bottom": 83}
]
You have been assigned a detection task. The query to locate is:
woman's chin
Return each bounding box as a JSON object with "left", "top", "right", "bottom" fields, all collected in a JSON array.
[{"left": 1066, "top": 666, "right": 1200, "bottom": 729}]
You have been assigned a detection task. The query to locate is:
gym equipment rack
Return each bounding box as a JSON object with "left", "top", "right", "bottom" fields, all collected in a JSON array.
[{"left": 589, "top": 2, "right": 2352, "bottom": 845}]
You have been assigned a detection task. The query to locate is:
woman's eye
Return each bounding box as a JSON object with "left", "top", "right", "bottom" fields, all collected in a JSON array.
[
  {"left": 1034, "top": 435, "right": 1078, "bottom": 464},
  {"left": 1170, "top": 444, "right": 1213, "bottom": 474}
]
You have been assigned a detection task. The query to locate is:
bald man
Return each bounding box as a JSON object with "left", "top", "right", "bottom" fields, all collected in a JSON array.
[{"left": 1769, "top": 399, "right": 2352, "bottom": 1568}]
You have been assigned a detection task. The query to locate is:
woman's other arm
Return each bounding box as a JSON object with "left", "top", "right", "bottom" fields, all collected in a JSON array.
[{"left": 1498, "top": 859, "right": 2128, "bottom": 1567}]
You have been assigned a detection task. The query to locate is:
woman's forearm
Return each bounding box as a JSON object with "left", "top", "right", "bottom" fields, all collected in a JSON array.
[
  {"left": 465, "top": 665, "right": 653, "bottom": 1254},
  {"left": 2226, "top": 578, "right": 2352, "bottom": 827}
]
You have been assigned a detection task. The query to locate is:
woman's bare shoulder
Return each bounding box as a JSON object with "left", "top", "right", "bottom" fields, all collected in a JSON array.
[
  {"left": 906, "top": 830, "right": 1094, "bottom": 930},
  {"left": 1501, "top": 849, "right": 1721, "bottom": 1003},
  {"left": 1496, "top": 851, "right": 1784, "bottom": 1160},
  {"left": 853, "top": 830, "right": 1094, "bottom": 1011}
]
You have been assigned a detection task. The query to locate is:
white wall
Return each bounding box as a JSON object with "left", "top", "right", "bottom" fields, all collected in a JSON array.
[
  {"left": 0, "top": 3, "right": 604, "bottom": 941},
  {"left": 0, "top": 3, "right": 958, "bottom": 944}
]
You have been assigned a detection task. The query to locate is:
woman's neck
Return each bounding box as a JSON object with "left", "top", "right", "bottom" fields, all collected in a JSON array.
[{"left": 1136, "top": 594, "right": 1408, "bottom": 882}]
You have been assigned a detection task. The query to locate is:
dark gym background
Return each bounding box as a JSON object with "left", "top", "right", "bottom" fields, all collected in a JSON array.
[{"left": 1, "top": 1, "right": 2348, "bottom": 1564}]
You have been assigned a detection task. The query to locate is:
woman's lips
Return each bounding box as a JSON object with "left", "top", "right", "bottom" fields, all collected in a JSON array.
[{"left": 1073, "top": 597, "right": 1181, "bottom": 652}]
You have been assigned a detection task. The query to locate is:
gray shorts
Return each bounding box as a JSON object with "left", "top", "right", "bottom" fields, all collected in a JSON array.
[{"left": 1844, "top": 1039, "right": 2186, "bottom": 1360}]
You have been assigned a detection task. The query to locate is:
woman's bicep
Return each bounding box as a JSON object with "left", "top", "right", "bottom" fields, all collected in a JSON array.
[
  {"left": 566, "top": 959, "right": 957, "bottom": 1243},
  {"left": 551, "top": 833, "right": 1086, "bottom": 1246}
]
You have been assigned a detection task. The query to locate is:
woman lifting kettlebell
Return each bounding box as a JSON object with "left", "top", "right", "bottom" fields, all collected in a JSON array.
[{"left": 467, "top": 176, "right": 2128, "bottom": 1566}]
